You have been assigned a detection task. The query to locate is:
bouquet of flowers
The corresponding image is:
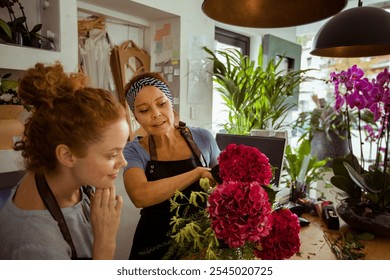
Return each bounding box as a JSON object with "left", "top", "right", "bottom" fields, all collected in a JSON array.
[{"left": 167, "top": 143, "right": 301, "bottom": 260}]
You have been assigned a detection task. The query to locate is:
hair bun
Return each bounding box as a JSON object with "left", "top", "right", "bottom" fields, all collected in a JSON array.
[{"left": 18, "top": 62, "right": 87, "bottom": 108}]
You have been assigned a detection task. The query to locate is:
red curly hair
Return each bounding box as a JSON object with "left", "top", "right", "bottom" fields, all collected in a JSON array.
[{"left": 15, "top": 62, "right": 126, "bottom": 174}]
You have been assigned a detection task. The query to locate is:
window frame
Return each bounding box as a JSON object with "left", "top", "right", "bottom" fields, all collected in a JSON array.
[{"left": 215, "top": 27, "right": 250, "bottom": 55}]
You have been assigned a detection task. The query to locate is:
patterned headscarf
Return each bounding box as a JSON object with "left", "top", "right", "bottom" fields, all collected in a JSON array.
[{"left": 125, "top": 76, "right": 173, "bottom": 112}]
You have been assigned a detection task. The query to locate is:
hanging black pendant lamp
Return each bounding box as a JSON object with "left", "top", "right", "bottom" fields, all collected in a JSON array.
[
  {"left": 201, "top": 0, "right": 347, "bottom": 28},
  {"left": 311, "top": 1, "right": 390, "bottom": 57}
]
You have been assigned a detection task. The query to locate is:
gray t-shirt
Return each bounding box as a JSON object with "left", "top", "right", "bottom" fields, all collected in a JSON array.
[
  {"left": 123, "top": 127, "right": 220, "bottom": 171},
  {"left": 0, "top": 187, "right": 93, "bottom": 260}
]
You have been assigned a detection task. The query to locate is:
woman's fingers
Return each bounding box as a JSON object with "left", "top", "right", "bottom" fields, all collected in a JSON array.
[
  {"left": 90, "top": 188, "right": 122, "bottom": 260},
  {"left": 100, "top": 188, "right": 110, "bottom": 208},
  {"left": 108, "top": 187, "right": 117, "bottom": 209},
  {"left": 93, "top": 188, "right": 121, "bottom": 209},
  {"left": 115, "top": 195, "right": 123, "bottom": 212}
]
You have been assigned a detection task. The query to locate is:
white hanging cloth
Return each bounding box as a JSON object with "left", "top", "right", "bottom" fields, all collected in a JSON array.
[{"left": 79, "top": 28, "right": 116, "bottom": 98}]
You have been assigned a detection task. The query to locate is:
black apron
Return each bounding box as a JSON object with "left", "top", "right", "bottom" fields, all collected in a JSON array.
[
  {"left": 35, "top": 174, "right": 93, "bottom": 260},
  {"left": 129, "top": 123, "right": 206, "bottom": 260}
]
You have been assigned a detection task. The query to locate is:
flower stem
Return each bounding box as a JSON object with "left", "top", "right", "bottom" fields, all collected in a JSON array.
[
  {"left": 345, "top": 106, "right": 356, "bottom": 170},
  {"left": 15, "top": 0, "right": 29, "bottom": 40},
  {"left": 357, "top": 110, "right": 365, "bottom": 169},
  {"left": 5, "top": 1, "right": 16, "bottom": 21},
  {"left": 382, "top": 111, "right": 390, "bottom": 207}
]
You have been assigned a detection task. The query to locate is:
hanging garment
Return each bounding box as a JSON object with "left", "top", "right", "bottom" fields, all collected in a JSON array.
[{"left": 79, "top": 29, "right": 115, "bottom": 94}]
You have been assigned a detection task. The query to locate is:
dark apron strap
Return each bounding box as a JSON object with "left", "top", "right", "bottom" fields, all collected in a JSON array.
[
  {"left": 148, "top": 121, "right": 206, "bottom": 167},
  {"left": 35, "top": 174, "right": 78, "bottom": 259},
  {"left": 176, "top": 121, "right": 207, "bottom": 167},
  {"left": 148, "top": 136, "right": 158, "bottom": 161}
]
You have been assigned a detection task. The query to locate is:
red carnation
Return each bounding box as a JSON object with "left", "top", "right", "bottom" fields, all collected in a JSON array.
[
  {"left": 254, "top": 209, "right": 301, "bottom": 260},
  {"left": 218, "top": 144, "right": 273, "bottom": 186}
]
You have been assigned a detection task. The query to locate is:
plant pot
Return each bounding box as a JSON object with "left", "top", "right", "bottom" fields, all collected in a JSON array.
[
  {"left": 23, "top": 36, "right": 41, "bottom": 48},
  {"left": 311, "top": 130, "right": 349, "bottom": 166},
  {"left": 337, "top": 199, "right": 390, "bottom": 238}
]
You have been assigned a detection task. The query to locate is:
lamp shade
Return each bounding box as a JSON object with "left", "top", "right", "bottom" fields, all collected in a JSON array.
[
  {"left": 201, "top": 0, "right": 347, "bottom": 28},
  {"left": 311, "top": 6, "right": 390, "bottom": 57}
]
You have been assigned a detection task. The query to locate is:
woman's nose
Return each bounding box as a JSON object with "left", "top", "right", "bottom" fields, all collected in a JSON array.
[
  {"left": 151, "top": 107, "right": 161, "bottom": 118},
  {"left": 117, "top": 152, "right": 127, "bottom": 169}
]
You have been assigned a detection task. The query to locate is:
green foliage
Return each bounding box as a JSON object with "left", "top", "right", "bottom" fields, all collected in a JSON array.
[
  {"left": 0, "top": 1, "right": 51, "bottom": 47},
  {"left": 0, "top": 17, "right": 11, "bottom": 39},
  {"left": 283, "top": 138, "right": 330, "bottom": 187},
  {"left": 294, "top": 105, "right": 349, "bottom": 142},
  {"left": 0, "top": 73, "right": 20, "bottom": 105},
  {"left": 203, "top": 46, "right": 310, "bottom": 135},
  {"left": 324, "top": 231, "right": 373, "bottom": 260},
  {"left": 331, "top": 153, "right": 390, "bottom": 211},
  {"left": 166, "top": 178, "right": 278, "bottom": 260},
  {"left": 165, "top": 188, "right": 222, "bottom": 260},
  {"left": 0, "top": 15, "right": 44, "bottom": 45}
]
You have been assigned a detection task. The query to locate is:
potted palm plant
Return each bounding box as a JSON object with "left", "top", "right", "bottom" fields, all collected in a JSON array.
[{"left": 203, "top": 46, "right": 310, "bottom": 135}]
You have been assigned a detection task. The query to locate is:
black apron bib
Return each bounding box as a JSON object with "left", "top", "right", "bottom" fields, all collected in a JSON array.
[
  {"left": 129, "top": 123, "right": 206, "bottom": 260},
  {"left": 35, "top": 174, "right": 93, "bottom": 260}
]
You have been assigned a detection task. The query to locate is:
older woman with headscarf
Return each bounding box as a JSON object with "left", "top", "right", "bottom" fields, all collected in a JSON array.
[{"left": 122, "top": 72, "right": 220, "bottom": 260}]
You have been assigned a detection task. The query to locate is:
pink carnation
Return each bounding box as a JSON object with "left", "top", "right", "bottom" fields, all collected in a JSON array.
[
  {"left": 254, "top": 209, "right": 301, "bottom": 260},
  {"left": 207, "top": 181, "right": 273, "bottom": 248},
  {"left": 218, "top": 144, "right": 273, "bottom": 186}
]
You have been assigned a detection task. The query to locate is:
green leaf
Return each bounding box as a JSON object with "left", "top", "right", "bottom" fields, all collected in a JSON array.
[
  {"left": 30, "top": 23, "right": 42, "bottom": 33},
  {"left": 203, "top": 46, "right": 309, "bottom": 133},
  {"left": 354, "top": 232, "right": 375, "bottom": 241},
  {"left": 0, "top": 18, "right": 12, "bottom": 38},
  {"left": 330, "top": 175, "right": 359, "bottom": 199},
  {"left": 343, "top": 162, "right": 381, "bottom": 194}
]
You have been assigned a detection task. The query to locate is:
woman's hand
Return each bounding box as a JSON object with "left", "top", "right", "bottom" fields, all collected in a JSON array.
[
  {"left": 197, "top": 167, "right": 217, "bottom": 187},
  {"left": 90, "top": 187, "right": 123, "bottom": 259}
]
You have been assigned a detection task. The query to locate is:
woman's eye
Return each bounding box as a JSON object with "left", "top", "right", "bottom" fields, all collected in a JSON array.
[
  {"left": 159, "top": 102, "right": 166, "bottom": 107},
  {"left": 108, "top": 154, "right": 117, "bottom": 159},
  {"left": 139, "top": 109, "right": 148, "bottom": 113}
]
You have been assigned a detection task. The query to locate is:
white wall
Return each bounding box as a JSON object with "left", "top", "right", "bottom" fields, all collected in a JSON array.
[
  {"left": 76, "top": 0, "right": 300, "bottom": 129},
  {"left": 130, "top": 0, "right": 216, "bottom": 129}
]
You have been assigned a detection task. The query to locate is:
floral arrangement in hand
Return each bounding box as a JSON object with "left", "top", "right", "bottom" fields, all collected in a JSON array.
[
  {"left": 329, "top": 65, "right": 390, "bottom": 214},
  {"left": 167, "top": 143, "right": 301, "bottom": 260}
]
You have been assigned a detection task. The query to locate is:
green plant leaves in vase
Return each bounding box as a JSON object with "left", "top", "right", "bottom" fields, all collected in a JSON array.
[{"left": 203, "top": 46, "right": 311, "bottom": 135}]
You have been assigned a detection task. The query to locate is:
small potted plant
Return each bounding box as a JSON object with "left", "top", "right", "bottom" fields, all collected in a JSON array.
[
  {"left": 283, "top": 138, "right": 330, "bottom": 201},
  {"left": 293, "top": 95, "right": 361, "bottom": 166},
  {"left": 0, "top": 0, "right": 53, "bottom": 48}
]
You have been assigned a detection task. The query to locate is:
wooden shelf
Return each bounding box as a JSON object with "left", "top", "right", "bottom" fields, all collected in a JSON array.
[{"left": 0, "top": 44, "right": 63, "bottom": 70}]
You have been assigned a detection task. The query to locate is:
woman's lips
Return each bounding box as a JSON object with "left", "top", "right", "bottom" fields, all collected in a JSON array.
[
  {"left": 153, "top": 121, "right": 165, "bottom": 127},
  {"left": 108, "top": 173, "right": 118, "bottom": 179}
]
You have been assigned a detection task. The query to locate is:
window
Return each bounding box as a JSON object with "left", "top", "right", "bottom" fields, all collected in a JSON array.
[
  {"left": 215, "top": 27, "right": 250, "bottom": 55},
  {"left": 212, "top": 28, "right": 250, "bottom": 133}
]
